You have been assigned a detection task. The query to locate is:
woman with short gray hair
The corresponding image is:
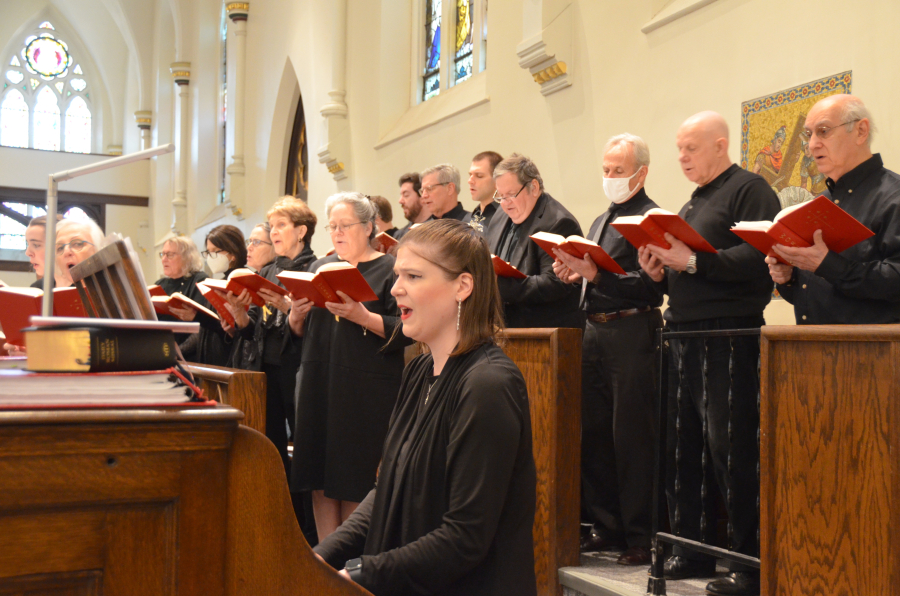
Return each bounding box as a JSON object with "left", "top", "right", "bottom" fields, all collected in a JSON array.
[{"left": 289, "top": 191, "right": 408, "bottom": 542}]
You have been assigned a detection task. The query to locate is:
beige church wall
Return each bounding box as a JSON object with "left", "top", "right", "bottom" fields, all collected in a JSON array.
[{"left": 152, "top": 0, "right": 899, "bottom": 325}]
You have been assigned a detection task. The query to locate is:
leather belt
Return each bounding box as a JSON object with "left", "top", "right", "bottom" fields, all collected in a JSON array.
[{"left": 587, "top": 305, "right": 653, "bottom": 324}]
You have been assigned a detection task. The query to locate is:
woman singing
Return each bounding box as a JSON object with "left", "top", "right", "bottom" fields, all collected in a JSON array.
[{"left": 314, "top": 219, "right": 537, "bottom": 596}]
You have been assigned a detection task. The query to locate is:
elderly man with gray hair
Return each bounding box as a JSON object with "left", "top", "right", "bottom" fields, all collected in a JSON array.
[
  {"left": 552, "top": 133, "right": 664, "bottom": 566},
  {"left": 767, "top": 94, "right": 900, "bottom": 325},
  {"left": 419, "top": 163, "right": 470, "bottom": 221}
]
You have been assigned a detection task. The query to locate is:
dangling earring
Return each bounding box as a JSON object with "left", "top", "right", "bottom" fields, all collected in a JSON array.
[{"left": 456, "top": 299, "right": 462, "bottom": 331}]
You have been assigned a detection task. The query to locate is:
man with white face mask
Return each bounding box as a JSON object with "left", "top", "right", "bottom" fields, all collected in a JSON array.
[{"left": 552, "top": 133, "right": 663, "bottom": 566}]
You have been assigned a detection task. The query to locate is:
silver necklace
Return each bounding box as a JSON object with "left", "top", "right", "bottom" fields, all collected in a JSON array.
[{"left": 425, "top": 382, "right": 433, "bottom": 405}]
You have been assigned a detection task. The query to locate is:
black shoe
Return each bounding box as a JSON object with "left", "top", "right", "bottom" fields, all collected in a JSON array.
[
  {"left": 663, "top": 555, "right": 716, "bottom": 579},
  {"left": 705, "top": 571, "right": 760, "bottom": 595},
  {"left": 579, "top": 529, "right": 626, "bottom": 553}
]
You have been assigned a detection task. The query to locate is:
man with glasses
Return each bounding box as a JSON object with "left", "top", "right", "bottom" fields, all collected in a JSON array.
[
  {"left": 485, "top": 153, "right": 583, "bottom": 329},
  {"left": 418, "top": 164, "right": 469, "bottom": 221},
  {"left": 639, "top": 111, "right": 779, "bottom": 596},
  {"left": 767, "top": 94, "right": 900, "bottom": 326},
  {"left": 552, "top": 134, "right": 663, "bottom": 566}
]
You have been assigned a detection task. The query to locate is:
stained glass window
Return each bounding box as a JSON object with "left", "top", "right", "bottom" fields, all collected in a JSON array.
[
  {"left": 0, "top": 90, "right": 28, "bottom": 147},
  {"left": 65, "top": 96, "right": 90, "bottom": 153},
  {"left": 420, "top": 0, "right": 486, "bottom": 102},
  {"left": 0, "top": 21, "right": 93, "bottom": 153},
  {"left": 33, "top": 86, "right": 60, "bottom": 150},
  {"left": 454, "top": 0, "right": 473, "bottom": 84},
  {"left": 423, "top": 0, "right": 441, "bottom": 101}
]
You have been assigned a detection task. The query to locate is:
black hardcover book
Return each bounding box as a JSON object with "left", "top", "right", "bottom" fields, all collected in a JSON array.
[{"left": 24, "top": 326, "right": 177, "bottom": 372}]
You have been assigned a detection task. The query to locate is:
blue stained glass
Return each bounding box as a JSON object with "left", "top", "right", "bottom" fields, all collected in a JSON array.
[{"left": 425, "top": 0, "right": 441, "bottom": 73}]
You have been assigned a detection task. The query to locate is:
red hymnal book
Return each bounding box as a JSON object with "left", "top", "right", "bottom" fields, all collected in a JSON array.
[
  {"left": 277, "top": 262, "right": 377, "bottom": 308},
  {"left": 611, "top": 208, "right": 717, "bottom": 253},
  {"left": 0, "top": 286, "right": 86, "bottom": 346},
  {"left": 201, "top": 269, "right": 288, "bottom": 308},
  {"left": 530, "top": 232, "right": 627, "bottom": 275},
  {"left": 196, "top": 283, "right": 238, "bottom": 327},
  {"left": 151, "top": 292, "right": 221, "bottom": 323},
  {"left": 147, "top": 285, "right": 167, "bottom": 297},
  {"left": 730, "top": 195, "right": 875, "bottom": 264},
  {"left": 491, "top": 255, "right": 527, "bottom": 279},
  {"left": 373, "top": 232, "right": 399, "bottom": 254}
]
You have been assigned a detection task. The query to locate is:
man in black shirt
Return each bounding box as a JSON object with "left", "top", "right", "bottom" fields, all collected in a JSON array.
[
  {"left": 485, "top": 153, "right": 583, "bottom": 329},
  {"left": 463, "top": 151, "right": 503, "bottom": 233},
  {"left": 767, "top": 95, "right": 900, "bottom": 324},
  {"left": 640, "top": 111, "right": 780, "bottom": 596},
  {"left": 419, "top": 163, "right": 470, "bottom": 222},
  {"left": 394, "top": 172, "right": 430, "bottom": 241},
  {"left": 553, "top": 134, "right": 663, "bottom": 566}
]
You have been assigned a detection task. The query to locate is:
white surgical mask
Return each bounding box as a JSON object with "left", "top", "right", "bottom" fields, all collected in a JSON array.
[
  {"left": 206, "top": 252, "right": 231, "bottom": 275},
  {"left": 602, "top": 167, "right": 644, "bottom": 204}
]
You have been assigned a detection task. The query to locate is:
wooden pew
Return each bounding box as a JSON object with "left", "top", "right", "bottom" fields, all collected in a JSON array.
[
  {"left": 760, "top": 325, "right": 900, "bottom": 596},
  {"left": 183, "top": 362, "right": 266, "bottom": 434},
  {"left": 0, "top": 406, "right": 370, "bottom": 596},
  {"left": 0, "top": 329, "right": 579, "bottom": 596},
  {"left": 501, "top": 328, "right": 582, "bottom": 596}
]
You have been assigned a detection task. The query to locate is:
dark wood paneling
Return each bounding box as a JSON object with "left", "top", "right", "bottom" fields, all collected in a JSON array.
[{"left": 0, "top": 186, "right": 148, "bottom": 207}]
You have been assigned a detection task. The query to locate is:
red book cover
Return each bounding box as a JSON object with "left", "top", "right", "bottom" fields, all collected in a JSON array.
[
  {"left": 491, "top": 255, "right": 527, "bottom": 279},
  {"left": 278, "top": 262, "right": 378, "bottom": 308},
  {"left": 530, "top": 232, "right": 627, "bottom": 275},
  {"left": 0, "top": 286, "right": 86, "bottom": 346},
  {"left": 373, "top": 231, "right": 399, "bottom": 254},
  {"left": 196, "top": 283, "right": 238, "bottom": 327},
  {"left": 147, "top": 285, "right": 167, "bottom": 297},
  {"left": 731, "top": 196, "right": 874, "bottom": 264},
  {"left": 611, "top": 208, "right": 717, "bottom": 254},
  {"left": 225, "top": 270, "right": 289, "bottom": 307},
  {"left": 151, "top": 292, "right": 221, "bottom": 323}
]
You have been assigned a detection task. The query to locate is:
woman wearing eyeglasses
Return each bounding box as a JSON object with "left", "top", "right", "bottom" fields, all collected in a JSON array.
[
  {"left": 154, "top": 235, "right": 210, "bottom": 354},
  {"left": 245, "top": 223, "right": 276, "bottom": 272},
  {"left": 224, "top": 197, "right": 319, "bottom": 490},
  {"left": 55, "top": 218, "right": 103, "bottom": 287},
  {"left": 288, "top": 192, "right": 408, "bottom": 542}
]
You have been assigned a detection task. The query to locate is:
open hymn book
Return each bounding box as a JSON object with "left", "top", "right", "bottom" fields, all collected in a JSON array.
[
  {"left": 276, "top": 261, "right": 378, "bottom": 308},
  {"left": 730, "top": 195, "right": 874, "bottom": 264},
  {"left": 610, "top": 208, "right": 717, "bottom": 253},
  {"left": 529, "top": 232, "right": 627, "bottom": 275},
  {"left": 491, "top": 255, "right": 527, "bottom": 279},
  {"left": 201, "top": 269, "right": 289, "bottom": 308}
]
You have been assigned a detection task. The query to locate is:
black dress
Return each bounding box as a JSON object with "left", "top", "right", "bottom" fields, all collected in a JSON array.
[
  {"left": 233, "top": 247, "right": 317, "bottom": 471},
  {"left": 154, "top": 270, "right": 229, "bottom": 366},
  {"left": 290, "top": 253, "right": 407, "bottom": 502},
  {"left": 314, "top": 343, "right": 537, "bottom": 596}
]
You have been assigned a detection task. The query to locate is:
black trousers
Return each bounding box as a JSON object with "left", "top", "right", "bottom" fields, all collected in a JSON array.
[
  {"left": 262, "top": 362, "right": 297, "bottom": 476},
  {"left": 665, "top": 316, "right": 762, "bottom": 571},
  {"left": 581, "top": 308, "right": 662, "bottom": 548}
]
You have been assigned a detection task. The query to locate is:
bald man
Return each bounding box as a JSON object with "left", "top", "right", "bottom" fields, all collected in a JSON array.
[
  {"left": 639, "top": 111, "right": 779, "bottom": 596},
  {"left": 767, "top": 95, "right": 900, "bottom": 325}
]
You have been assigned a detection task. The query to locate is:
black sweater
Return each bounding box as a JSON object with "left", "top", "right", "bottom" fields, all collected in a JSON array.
[{"left": 315, "top": 344, "right": 537, "bottom": 596}]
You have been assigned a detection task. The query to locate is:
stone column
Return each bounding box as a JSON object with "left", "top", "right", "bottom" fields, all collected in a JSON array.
[
  {"left": 225, "top": 3, "right": 249, "bottom": 205},
  {"left": 170, "top": 63, "right": 191, "bottom": 234},
  {"left": 134, "top": 110, "right": 152, "bottom": 150},
  {"left": 317, "top": 0, "right": 349, "bottom": 181}
]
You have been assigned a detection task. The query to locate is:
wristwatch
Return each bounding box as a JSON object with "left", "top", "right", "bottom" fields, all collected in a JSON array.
[
  {"left": 685, "top": 253, "right": 698, "bottom": 274},
  {"left": 344, "top": 558, "right": 363, "bottom": 582}
]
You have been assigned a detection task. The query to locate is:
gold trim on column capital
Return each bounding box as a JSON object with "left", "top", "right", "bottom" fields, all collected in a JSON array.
[
  {"left": 327, "top": 162, "right": 345, "bottom": 175},
  {"left": 170, "top": 62, "right": 191, "bottom": 85},
  {"left": 532, "top": 61, "right": 567, "bottom": 84},
  {"left": 226, "top": 2, "right": 249, "bottom": 21}
]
